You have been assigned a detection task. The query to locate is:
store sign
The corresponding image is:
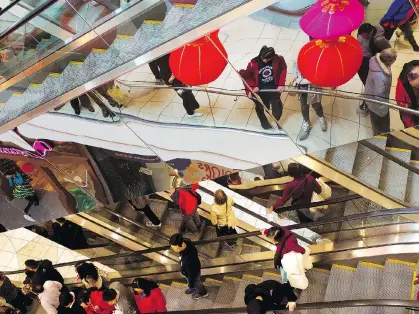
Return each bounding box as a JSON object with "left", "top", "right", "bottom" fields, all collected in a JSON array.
[{"left": 0, "top": 141, "right": 52, "bottom": 159}]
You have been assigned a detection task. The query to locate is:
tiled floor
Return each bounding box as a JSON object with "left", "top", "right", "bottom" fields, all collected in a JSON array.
[
  {"left": 51, "top": 0, "right": 419, "bottom": 156},
  {"left": 0, "top": 228, "right": 115, "bottom": 280}
]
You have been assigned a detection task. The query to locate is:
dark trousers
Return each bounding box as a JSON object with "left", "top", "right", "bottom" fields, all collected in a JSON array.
[
  {"left": 181, "top": 209, "right": 201, "bottom": 233},
  {"left": 186, "top": 272, "right": 207, "bottom": 296},
  {"left": 370, "top": 110, "right": 390, "bottom": 136},
  {"left": 299, "top": 85, "right": 324, "bottom": 122},
  {"left": 296, "top": 208, "right": 313, "bottom": 223},
  {"left": 253, "top": 92, "right": 283, "bottom": 124},
  {"left": 382, "top": 22, "right": 418, "bottom": 48},
  {"left": 149, "top": 59, "right": 162, "bottom": 80},
  {"left": 177, "top": 89, "right": 200, "bottom": 115},
  {"left": 128, "top": 201, "right": 161, "bottom": 225},
  {"left": 10, "top": 290, "right": 30, "bottom": 313},
  {"left": 358, "top": 57, "right": 370, "bottom": 86},
  {"left": 24, "top": 193, "right": 39, "bottom": 214}
]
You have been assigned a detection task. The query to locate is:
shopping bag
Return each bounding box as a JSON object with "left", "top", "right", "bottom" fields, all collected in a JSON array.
[{"left": 310, "top": 179, "right": 331, "bottom": 216}]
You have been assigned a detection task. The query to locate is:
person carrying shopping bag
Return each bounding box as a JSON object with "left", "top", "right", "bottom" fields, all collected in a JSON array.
[
  {"left": 210, "top": 189, "right": 238, "bottom": 247},
  {"left": 263, "top": 227, "right": 312, "bottom": 290}
]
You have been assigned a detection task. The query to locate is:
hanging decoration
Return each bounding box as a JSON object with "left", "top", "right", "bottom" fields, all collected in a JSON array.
[
  {"left": 297, "top": 35, "right": 363, "bottom": 87},
  {"left": 169, "top": 30, "right": 228, "bottom": 86},
  {"left": 300, "top": 0, "right": 364, "bottom": 39}
]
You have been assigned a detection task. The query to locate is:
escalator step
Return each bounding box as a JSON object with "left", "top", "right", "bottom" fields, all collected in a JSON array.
[
  {"left": 352, "top": 145, "right": 383, "bottom": 189},
  {"left": 324, "top": 265, "right": 356, "bottom": 303},
  {"left": 350, "top": 262, "right": 384, "bottom": 306},
  {"left": 299, "top": 268, "right": 330, "bottom": 314},
  {"left": 239, "top": 243, "right": 261, "bottom": 255},
  {"left": 327, "top": 141, "right": 359, "bottom": 174},
  {"left": 193, "top": 281, "right": 221, "bottom": 310},
  {"left": 261, "top": 271, "right": 282, "bottom": 282},
  {"left": 406, "top": 162, "right": 419, "bottom": 206},
  {"left": 213, "top": 276, "right": 241, "bottom": 309},
  {"left": 165, "top": 281, "right": 196, "bottom": 311},
  {"left": 197, "top": 226, "right": 220, "bottom": 258}
]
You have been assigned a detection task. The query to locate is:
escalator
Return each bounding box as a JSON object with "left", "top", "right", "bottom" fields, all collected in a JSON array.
[{"left": 0, "top": 0, "right": 278, "bottom": 131}]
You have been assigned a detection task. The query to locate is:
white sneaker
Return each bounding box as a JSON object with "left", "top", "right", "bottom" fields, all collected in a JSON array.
[
  {"left": 24, "top": 215, "right": 36, "bottom": 222},
  {"left": 146, "top": 221, "right": 161, "bottom": 228},
  {"left": 319, "top": 117, "right": 327, "bottom": 132},
  {"left": 298, "top": 121, "right": 312, "bottom": 141},
  {"left": 189, "top": 112, "right": 203, "bottom": 118},
  {"left": 356, "top": 104, "right": 369, "bottom": 116}
]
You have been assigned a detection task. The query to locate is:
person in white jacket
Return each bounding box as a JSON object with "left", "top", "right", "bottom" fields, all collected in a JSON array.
[
  {"left": 31, "top": 281, "right": 62, "bottom": 314},
  {"left": 293, "top": 61, "right": 327, "bottom": 141}
]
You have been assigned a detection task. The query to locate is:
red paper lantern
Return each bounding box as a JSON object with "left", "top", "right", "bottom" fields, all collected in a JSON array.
[
  {"left": 297, "top": 36, "right": 363, "bottom": 87},
  {"left": 169, "top": 30, "right": 228, "bottom": 86}
]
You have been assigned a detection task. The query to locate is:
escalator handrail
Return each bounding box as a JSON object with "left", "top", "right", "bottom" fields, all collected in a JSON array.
[
  {"left": 117, "top": 83, "right": 419, "bottom": 118},
  {"left": 0, "top": 0, "right": 59, "bottom": 40},
  {"left": 142, "top": 300, "right": 419, "bottom": 313},
  {"left": 6, "top": 206, "right": 419, "bottom": 276},
  {"left": 0, "top": 0, "right": 21, "bottom": 17},
  {"left": 287, "top": 208, "right": 419, "bottom": 230}
]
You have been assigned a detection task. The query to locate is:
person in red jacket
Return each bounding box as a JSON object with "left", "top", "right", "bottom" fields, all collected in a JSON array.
[
  {"left": 268, "top": 163, "right": 321, "bottom": 223},
  {"left": 77, "top": 289, "right": 115, "bottom": 314},
  {"left": 174, "top": 183, "right": 202, "bottom": 234},
  {"left": 396, "top": 60, "right": 419, "bottom": 128},
  {"left": 239, "top": 46, "right": 287, "bottom": 130},
  {"left": 132, "top": 278, "right": 167, "bottom": 313}
]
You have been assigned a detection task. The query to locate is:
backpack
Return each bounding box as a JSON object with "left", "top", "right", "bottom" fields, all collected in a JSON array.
[{"left": 188, "top": 190, "right": 201, "bottom": 205}]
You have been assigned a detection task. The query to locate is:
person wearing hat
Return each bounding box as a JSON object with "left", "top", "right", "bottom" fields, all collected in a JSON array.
[
  {"left": 239, "top": 46, "right": 287, "bottom": 130},
  {"left": 364, "top": 48, "right": 398, "bottom": 135},
  {"left": 244, "top": 280, "right": 297, "bottom": 314},
  {"left": 132, "top": 278, "right": 167, "bottom": 313},
  {"left": 169, "top": 233, "right": 208, "bottom": 300}
]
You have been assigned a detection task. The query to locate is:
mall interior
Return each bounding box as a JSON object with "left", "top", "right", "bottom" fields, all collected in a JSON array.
[{"left": 0, "top": 0, "right": 418, "bottom": 313}]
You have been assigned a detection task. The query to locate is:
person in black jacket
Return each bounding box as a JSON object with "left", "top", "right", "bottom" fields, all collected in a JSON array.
[
  {"left": 52, "top": 218, "right": 88, "bottom": 250},
  {"left": 58, "top": 288, "right": 85, "bottom": 314},
  {"left": 169, "top": 233, "right": 208, "bottom": 300},
  {"left": 0, "top": 272, "right": 32, "bottom": 313},
  {"left": 24, "top": 259, "right": 64, "bottom": 286},
  {"left": 244, "top": 280, "right": 297, "bottom": 314}
]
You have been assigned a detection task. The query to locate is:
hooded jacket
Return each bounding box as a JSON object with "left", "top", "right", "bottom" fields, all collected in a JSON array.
[
  {"left": 364, "top": 53, "right": 393, "bottom": 117},
  {"left": 396, "top": 60, "right": 419, "bottom": 127},
  {"left": 38, "top": 281, "right": 62, "bottom": 314},
  {"left": 177, "top": 183, "right": 200, "bottom": 215},
  {"left": 179, "top": 239, "right": 201, "bottom": 287},
  {"left": 239, "top": 55, "right": 287, "bottom": 94},
  {"left": 0, "top": 276, "right": 18, "bottom": 303},
  {"left": 210, "top": 196, "right": 236, "bottom": 228},
  {"left": 134, "top": 286, "right": 167, "bottom": 313},
  {"left": 244, "top": 281, "right": 297, "bottom": 312},
  {"left": 380, "top": 0, "right": 419, "bottom": 28}
]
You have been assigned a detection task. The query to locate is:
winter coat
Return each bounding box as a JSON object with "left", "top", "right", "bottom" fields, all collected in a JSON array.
[
  {"left": 134, "top": 287, "right": 167, "bottom": 313},
  {"left": 380, "top": 0, "right": 419, "bottom": 28},
  {"left": 32, "top": 260, "right": 64, "bottom": 286},
  {"left": 179, "top": 239, "right": 201, "bottom": 288},
  {"left": 210, "top": 196, "right": 236, "bottom": 228},
  {"left": 239, "top": 54, "right": 287, "bottom": 94},
  {"left": 53, "top": 220, "right": 88, "bottom": 250},
  {"left": 244, "top": 280, "right": 297, "bottom": 312},
  {"left": 109, "top": 282, "right": 138, "bottom": 314},
  {"left": 272, "top": 174, "right": 321, "bottom": 209},
  {"left": 364, "top": 54, "right": 392, "bottom": 117},
  {"left": 85, "top": 290, "right": 115, "bottom": 314},
  {"left": 397, "top": 60, "right": 419, "bottom": 128},
  {"left": 358, "top": 24, "right": 391, "bottom": 58},
  {"left": 38, "top": 281, "right": 62, "bottom": 314},
  {"left": 177, "top": 183, "right": 199, "bottom": 215},
  {"left": 0, "top": 276, "right": 18, "bottom": 303}
]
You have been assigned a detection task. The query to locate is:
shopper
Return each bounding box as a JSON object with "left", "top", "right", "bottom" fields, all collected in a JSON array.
[
  {"left": 397, "top": 60, "right": 419, "bottom": 128},
  {"left": 176, "top": 183, "right": 202, "bottom": 234},
  {"left": 102, "top": 282, "right": 137, "bottom": 314},
  {"left": 239, "top": 46, "right": 287, "bottom": 129},
  {"left": 268, "top": 163, "right": 321, "bottom": 223},
  {"left": 210, "top": 189, "right": 237, "bottom": 247},
  {"left": 263, "top": 227, "right": 312, "bottom": 289},
  {"left": 364, "top": 48, "right": 398, "bottom": 135},
  {"left": 169, "top": 233, "right": 208, "bottom": 300},
  {"left": 227, "top": 173, "right": 242, "bottom": 186},
  {"left": 356, "top": 23, "right": 392, "bottom": 116},
  {"left": 25, "top": 259, "right": 64, "bottom": 286},
  {"left": 380, "top": 0, "right": 419, "bottom": 51},
  {"left": 77, "top": 288, "right": 115, "bottom": 314},
  {"left": 75, "top": 262, "right": 104, "bottom": 289},
  {"left": 151, "top": 54, "right": 203, "bottom": 117},
  {"left": 0, "top": 272, "right": 31, "bottom": 314},
  {"left": 31, "top": 281, "right": 62, "bottom": 314},
  {"left": 6, "top": 171, "right": 39, "bottom": 218},
  {"left": 244, "top": 280, "right": 297, "bottom": 314},
  {"left": 52, "top": 218, "right": 88, "bottom": 250},
  {"left": 58, "top": 288, "right": 85, "bottom": 314},
  {"left": 293, "top": 61, "right": 327, "bottom": 140},
  {"left": 132, "top": 277, "right": 167, "bottom": 313},
  {"left": 129, "top": 195, "right": 161, "bottom": 228}
]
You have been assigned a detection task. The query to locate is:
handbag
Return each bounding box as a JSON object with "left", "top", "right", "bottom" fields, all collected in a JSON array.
[{"left": 310, "top": 179, "right": 332, "bottom": 215}]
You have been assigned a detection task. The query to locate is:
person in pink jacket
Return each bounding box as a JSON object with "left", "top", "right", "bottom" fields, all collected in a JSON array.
[{"left": 31, "top": 281, "right": 62, "bottom": 314}]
